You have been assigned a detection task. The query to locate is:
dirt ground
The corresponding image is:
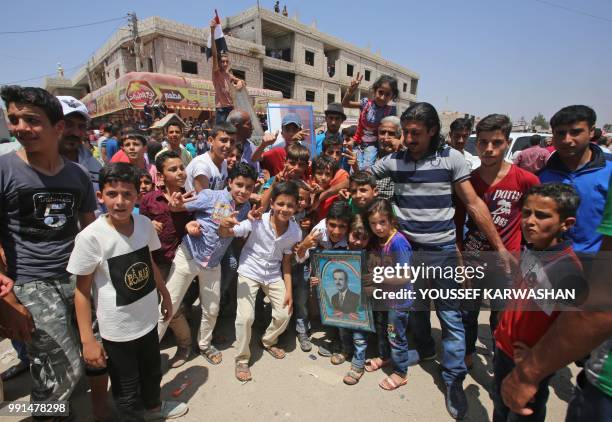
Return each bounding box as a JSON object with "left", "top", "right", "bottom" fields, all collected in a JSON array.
[{"left": 0, "top": 310, "right": 578, "bottom": 422}]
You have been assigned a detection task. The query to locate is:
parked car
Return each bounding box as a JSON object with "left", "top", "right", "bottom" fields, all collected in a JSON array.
[{"left": 465, "top": 132, "right": 552, "bottom": 162}]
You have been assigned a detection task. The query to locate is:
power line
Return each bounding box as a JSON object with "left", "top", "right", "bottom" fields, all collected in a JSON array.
[
  {"left": 0, "top": 16, "right": 126, "bottom": 35},
  {"left": 531, "top": 0, "right": 612, "bottom": 24},
  {"left": 0, "top": 63, "right": 84, "bottom": 85}
]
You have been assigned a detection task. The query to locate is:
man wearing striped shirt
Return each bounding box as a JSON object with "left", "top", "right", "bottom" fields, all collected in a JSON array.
[{"left": 370, "top": 102, "right": 513, "bottom": 420}]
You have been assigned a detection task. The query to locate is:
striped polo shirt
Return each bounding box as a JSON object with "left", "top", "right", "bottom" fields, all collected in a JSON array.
[{"left": 370, "top": 146, "right": 470, "bottom": 245}]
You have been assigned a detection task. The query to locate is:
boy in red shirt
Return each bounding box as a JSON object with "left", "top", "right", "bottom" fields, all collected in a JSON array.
[
  {"left": 492, "top": 183, "right": 586, "bottom": 422},
  {"left": 311, "top": 155, "right": 340, "bottom": 221},
  {"left": 455, "top": 114, "right": 540, "bottom": 368}
]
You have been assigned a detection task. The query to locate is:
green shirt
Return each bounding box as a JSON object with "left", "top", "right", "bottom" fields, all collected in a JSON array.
[{"left": 587, "top": 174, "right": 612, "bottom": 396}]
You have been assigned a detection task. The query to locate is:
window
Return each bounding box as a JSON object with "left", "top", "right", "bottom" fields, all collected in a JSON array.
[
  {"left": 346, "top": 64, "right": 354, "bottom": 77},
  {"left": 114, "top": 68, "right": 120, "bottom": 79},
  {"left": 403, "top": 82, "right": 407, "bottom": 93},
  {"left": 410, "top": 79, "right": 418, "bottom": 95},
  {"left": 232, "top": 69, "right": 246, "bottom": 80},
  {"left": 364, "top": 70, "right": 371, "bottom": 81},
  {"left": 305, "top": 50, "right": 314, "bottom": 66},
  {"left": 181, "top": 59, "right": 198, "bottom": 74},
  {"left": 327, "top": 93, "right": 335, "bottom": 104},
  {"left": 147, "top": 58, "right": 154, "bottom": 72},
  {"left": 305, "top": 90, "right": 316, "bottom": 102}
]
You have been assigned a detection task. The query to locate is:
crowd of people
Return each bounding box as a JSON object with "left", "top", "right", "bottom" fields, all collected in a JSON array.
[{"left": 1, "top": 49, "right": 612, "bottom": 422}]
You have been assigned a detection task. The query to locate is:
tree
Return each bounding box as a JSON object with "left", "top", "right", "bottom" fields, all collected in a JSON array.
[{"left": 531, "top": 113, "right": 549, "bottom": 130}]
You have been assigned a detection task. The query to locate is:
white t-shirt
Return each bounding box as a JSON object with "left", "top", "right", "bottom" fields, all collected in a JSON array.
[
  {"left": 184, "top": 152, "right": 227, "bottom": 191},
  {"left": 67, "top": 214, "right": 162, "bottom": 342}
]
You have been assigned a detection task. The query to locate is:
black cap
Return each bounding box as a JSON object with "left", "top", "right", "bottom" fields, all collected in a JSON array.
[{"left": 324, "top": 102, "right": 346, "bottom": 121}]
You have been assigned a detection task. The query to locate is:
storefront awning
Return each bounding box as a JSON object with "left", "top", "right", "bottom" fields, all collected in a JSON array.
[{"left": 80, "top": 71, "right": 283, "bottom": 118}]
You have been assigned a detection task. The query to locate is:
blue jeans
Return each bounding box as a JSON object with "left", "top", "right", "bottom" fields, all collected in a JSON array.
[
  {"left": 356, "top": 143, "right": 378, "bottom": 171},
  {"left": 373, "top": 311, "right": 391, "bottom": 360},
  {"left": 566, "top": 371, "right": 612, "bottom": 422},
  {"left": 292, "top": 261, "right": 310, "bottom": 335},
  {"left": 409, "top": 242, "right": 467, "bottom": 385},
  {"left": 215, "top": 106, "right": 233, "bottom": 124},
  {"left": 11, "top": 339, "right": 29, "bottom": 363},
  {"left": 339, "top": 328, "right": 368, "bottom": 370},
  {"left": 388, "top": 309, "right": 420, "bottom": 377},
  {"left": 492, "top": 349, "right": 552, "bottom": 422}
]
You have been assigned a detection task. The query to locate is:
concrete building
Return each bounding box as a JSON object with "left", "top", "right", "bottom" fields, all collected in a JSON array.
[
  {"left": 50, "top": 6, "right": 418, "bottom": 118},
  {"left": 439, "top": 111, "right": 477, "bottom": 137}
]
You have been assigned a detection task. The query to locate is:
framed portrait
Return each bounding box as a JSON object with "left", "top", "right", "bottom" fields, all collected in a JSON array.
[{"left": 311, "top": 249, "right": 375, "bottom": 332}]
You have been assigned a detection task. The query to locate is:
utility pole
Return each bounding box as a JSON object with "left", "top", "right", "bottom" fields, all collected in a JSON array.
[{"left": 128, "top": 11, "right": 141, "bottom": 71}]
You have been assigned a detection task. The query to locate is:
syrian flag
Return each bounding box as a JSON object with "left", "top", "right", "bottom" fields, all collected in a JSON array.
[{"left": 206, "top": 10, "right": 228, "bottom": 61}]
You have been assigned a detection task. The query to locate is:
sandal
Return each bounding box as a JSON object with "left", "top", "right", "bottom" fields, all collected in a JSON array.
[
  {"left": 200, "top": 345, "right": 222, "bottom": 365},
  {"left": 331, "top": 352, "right": 349, "bottom": 365},
  {"left": 343, "top": 366, "right": 364, "bottom": 385},
  {"left": 1, "top": 360, "right": 29, "bottom": 381},
  {"left": 264, "top": 345, "right": 286, "bottom": 359},
  {"left": 365, "top": 357, "right": 391, "bottom": 372},
  {"left": 379, "top": 374, "right": 408, "bottom": 391},
  {"left": 235, "top": 363, "right": 252, "bottom": 382}
]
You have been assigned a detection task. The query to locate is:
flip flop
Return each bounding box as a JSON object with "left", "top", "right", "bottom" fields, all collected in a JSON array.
[
  {"left": 235, "top": 363, "right": 252, "bottom": 382},
  {"left": 264, "top": 345, "right": 286, "bottom": 359},
  {"left": 379, "top": 375, "right": 408, "bottom": 391},
  {"left": 365, "top": 357, "right": 390, "bottom": 372}
]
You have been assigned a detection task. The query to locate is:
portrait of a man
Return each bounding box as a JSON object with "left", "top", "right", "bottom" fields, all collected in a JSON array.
[{"left": 330, "top": 269, "right": 360, "bottom": 314}]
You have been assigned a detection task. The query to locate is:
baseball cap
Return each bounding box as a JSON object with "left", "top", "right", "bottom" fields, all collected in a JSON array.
[
  {"left": 57, "top": 96, "right": 90, "bottom": 120},
  {"left": 282, "top": 112, "right": 302, "bottom": 128}
]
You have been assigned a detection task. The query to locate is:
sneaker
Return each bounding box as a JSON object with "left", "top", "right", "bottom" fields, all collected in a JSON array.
[
  {"left": 144, "top": 401, "right": 188, "bottom": 420},
  {"left": 297, "top": 333, "right": 312, "bottom": 352},
  {"left": 317, "top": 344, "right": 332, "bottom": 357},
  {"left": 445, "top": 380, "right": 468, "bottom": 420},
  {"left": 170, "top": 347, "right": 191, "bottom": 368}
]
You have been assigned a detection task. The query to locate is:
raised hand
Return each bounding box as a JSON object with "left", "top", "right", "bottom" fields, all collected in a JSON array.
[
  {"left": 209, "top": 18, "right": 217, "bottom": 28},
  {"left": 261, "top": 131, "right": 279, "bottom": 148},
  {"left": 220, "top": 211, "right": 240, "bottom": 228},
  {"left": 342, "top": 148, "right": 358, "bottom": 171},
  {"left": 248, "top": 206, "right": 263, "bottom": 221},
  {"left": 291, "top": 129, "right": 310, "bottom": 143},
  {"left": 348, "top": 72, "right": 363, "bottom": 93},
  {"left": 301, "top": 229, "right": 323, "bottom": 251},
  {"left": 338, "top": 188, "right": 351, "bottom": 201}
]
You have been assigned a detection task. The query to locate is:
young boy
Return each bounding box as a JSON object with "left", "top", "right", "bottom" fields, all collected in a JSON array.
[
  {"left": 159, "top": 163, "right": 258, "bottom": 365},
  {"left": 227, "top": 141, "right": 244, "bottom": 172},
  {"left": 295, "top": 200, "right": 352, "bottom": 355},
  {"left": 185, "top": 122, "right": 236, "bottom": 192},
  {"left": 140, "top": 151, "right": 194, "bottom": 367},
  {"left": 454, "top": 114, "right": 540, "bottom": 368},
  {"left": 311, "top": 155, "right": 340, "bottom": 221},
  {"left": 68, "top": 163, "right": 187, "bottom": 420},
  {"left": 319, "top": 135, "right": 351, "bottom": 203},
  {"left": 220, "top": 181, "right": 302, "bottom": 382},
  {"left": 492, "top": 183, "right": 586, "bottom": 422},
  {"left": 260, "top": 142, "right": 310, "bottom": 210},
  {"left": 343, "top": 171, "right": 379, "bottom": 214}
]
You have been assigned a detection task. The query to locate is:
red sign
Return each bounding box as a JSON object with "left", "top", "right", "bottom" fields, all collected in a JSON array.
[{"left": 126, "top": 80, "right": 157, "bottom": 108}]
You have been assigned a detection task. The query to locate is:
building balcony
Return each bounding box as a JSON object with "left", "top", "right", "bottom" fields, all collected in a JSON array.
[{"left": 263, "top": 55, "right": 296, "bottom": 73}]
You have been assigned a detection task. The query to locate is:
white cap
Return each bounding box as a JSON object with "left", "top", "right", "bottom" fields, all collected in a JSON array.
[{"left": 57, "top": 96, "right": 90, "bottom": 120}]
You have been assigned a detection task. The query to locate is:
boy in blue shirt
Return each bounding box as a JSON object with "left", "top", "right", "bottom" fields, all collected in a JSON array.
[{"left": 159, "top": 163, "right": 258, "bottom": 365}]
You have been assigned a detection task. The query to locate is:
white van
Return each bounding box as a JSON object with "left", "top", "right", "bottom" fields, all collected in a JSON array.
[{"left": 465, "top": 132, "right": 551, "bottom": 162}]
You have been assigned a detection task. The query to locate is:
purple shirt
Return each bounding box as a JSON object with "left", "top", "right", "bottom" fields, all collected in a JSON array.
[{"left": 139, "top": 190, "right": 192, "bottom": 265}]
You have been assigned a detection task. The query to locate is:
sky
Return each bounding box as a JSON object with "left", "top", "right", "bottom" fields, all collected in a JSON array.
[{"left": 1, "top": 0, "right": 611, "bottom": 124}]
